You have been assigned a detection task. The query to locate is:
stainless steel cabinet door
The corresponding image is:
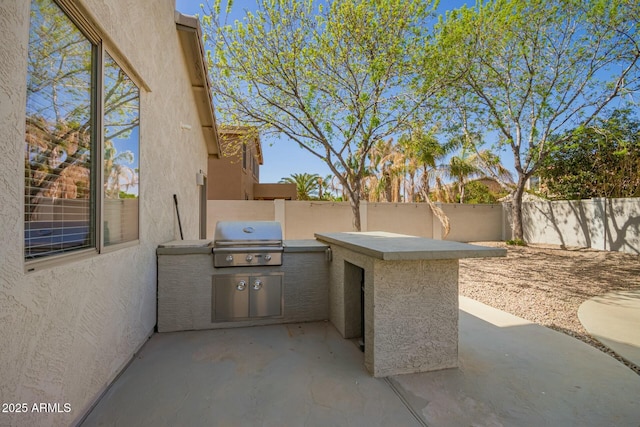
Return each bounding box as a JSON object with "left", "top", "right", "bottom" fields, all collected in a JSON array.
[
  {"left": 249, "top": 273, "right": 283, "bottom": 318},
  {"left": 213, "top": 275, "right": 249, "bottom": 320}
]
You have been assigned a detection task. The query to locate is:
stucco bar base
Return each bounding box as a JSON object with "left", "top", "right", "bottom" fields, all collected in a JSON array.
[
  {"left": 327, "top": 245, "right": 458, "bottom": 377},
  {"left": 316, "top": 232, "right": 506, "bottom": 378}
]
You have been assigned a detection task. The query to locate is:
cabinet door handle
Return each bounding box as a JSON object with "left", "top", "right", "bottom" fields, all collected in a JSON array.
[
  {"left": 236, "top": 280, "right": 247, "bottom": 291},
  {"left": 252, "top": 279, "right": 262, "bottom": 291}
]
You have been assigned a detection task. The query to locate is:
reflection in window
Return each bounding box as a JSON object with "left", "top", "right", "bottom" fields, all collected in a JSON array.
[
  {"left": 25, "top": 0, "right": 142, "bottom": 261},
  {"left": 24, "top": 0, "right": 95, "bottom": 259},
  {"left": 103, "top": 53, "right": 140, "bottom": 246}
]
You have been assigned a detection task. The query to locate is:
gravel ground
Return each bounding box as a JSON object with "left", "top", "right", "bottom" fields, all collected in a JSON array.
[{"left": 459, "top": 242, "right": 640, "bottom": 374}]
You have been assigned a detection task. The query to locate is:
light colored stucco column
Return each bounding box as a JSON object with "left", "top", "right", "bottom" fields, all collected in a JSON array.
[{"left": 368, "top": 258, "right": 459, "bottom": 377}]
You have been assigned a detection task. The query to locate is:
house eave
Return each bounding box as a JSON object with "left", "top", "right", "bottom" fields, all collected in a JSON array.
[{"left": 175, "top": 11, "right": 221, "bottom": 157}]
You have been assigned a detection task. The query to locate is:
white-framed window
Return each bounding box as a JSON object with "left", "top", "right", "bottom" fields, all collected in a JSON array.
[{"left": 24, "top": 0, "right": 140, "bottom": 264}]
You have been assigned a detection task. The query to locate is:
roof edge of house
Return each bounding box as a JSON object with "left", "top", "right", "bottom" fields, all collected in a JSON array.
[{"left": 175, "top": 11, "right": 221, "bottom": 157}]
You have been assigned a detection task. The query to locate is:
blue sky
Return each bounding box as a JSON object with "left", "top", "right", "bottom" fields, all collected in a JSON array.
[{"left": 174, "top": 0, "right": 495, "bottom": 185}]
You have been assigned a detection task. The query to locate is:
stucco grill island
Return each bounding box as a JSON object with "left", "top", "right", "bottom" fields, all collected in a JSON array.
[{"left": 157, "top": 229, "right": 506, "bottom": 377}]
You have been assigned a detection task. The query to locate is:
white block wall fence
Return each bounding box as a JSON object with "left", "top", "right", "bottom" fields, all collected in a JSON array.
[{"left": 207, "top": 198, "right": 639, "bottom": 254}]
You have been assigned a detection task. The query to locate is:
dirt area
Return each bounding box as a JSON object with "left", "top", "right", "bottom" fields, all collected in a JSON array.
[{"left": 459, "top": 242, "right": 640, "bottom": 374}]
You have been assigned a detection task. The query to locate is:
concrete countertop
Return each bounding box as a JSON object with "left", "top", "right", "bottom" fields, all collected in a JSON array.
[
  {"left": 157, "top": 240, "right": 212, "bottom": 255},
  {"left": 314, "top": 231, "right": 506, "bottom": 261},
  {"left": 283, "top": 239, "right": 328, "bottom": 252},
  {"left": 157, "top": 239, "right": 328, "bottom": 255}
]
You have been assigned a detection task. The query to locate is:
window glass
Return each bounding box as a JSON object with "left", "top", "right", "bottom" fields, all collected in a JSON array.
[
  {"left": 103, "top": 53, "right": 140, "bottom": 246},
  {"left": 24, "top": 0, "right": 95, "bottom": 259},
  {"left": 25, "top": 0, "right": 142, "bottom": 262}
]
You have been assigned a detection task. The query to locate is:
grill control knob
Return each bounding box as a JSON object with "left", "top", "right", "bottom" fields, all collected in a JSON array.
[
  {"left": 264, "top": 254, "right": 272, "bottom": 261},
  {"left": 245, "top": 255, "right": 253, "bottom": 262},
  {"left": 225, "top": 255, "right": 233, "bottom": 262},
  {"left": 236, "top": 280, "right": 246, "bottom": 291},
  {"left": 252, "top": 279, "right": 263, "bottom": 291}
]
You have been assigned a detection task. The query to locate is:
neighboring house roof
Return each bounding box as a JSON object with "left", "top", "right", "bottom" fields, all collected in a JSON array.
[{"left": 175, "top": 12, "right": 221, "bottom": 157}]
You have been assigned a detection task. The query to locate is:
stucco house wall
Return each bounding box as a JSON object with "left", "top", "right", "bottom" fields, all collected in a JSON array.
[
  {"left": 0, "top": 1, "right": 215, "bottom": 425},
  {"left": 207, "top": 152, "right": 245, "bottom": 199},
  {"left": 208, "top": 128, "right": 261, "bottom": 200}
]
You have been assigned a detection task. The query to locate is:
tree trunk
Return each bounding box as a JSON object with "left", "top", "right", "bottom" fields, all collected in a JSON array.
[
  {"left": 421, "top": 188, "right": 450, "bottom": 238},
  {"left": 511, "top": 178, "right": 526, "bottom": 240},
  {"left": 343, "top": 174, "right": 363, "bottom": 231},
  {"left": 349, "top": 197, "right": 362, "bottom": 231}
]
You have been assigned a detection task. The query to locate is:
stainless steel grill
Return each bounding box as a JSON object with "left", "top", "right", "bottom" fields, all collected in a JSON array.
[{"left": 213, "top": 221, "right": 283, "bottom": 267}]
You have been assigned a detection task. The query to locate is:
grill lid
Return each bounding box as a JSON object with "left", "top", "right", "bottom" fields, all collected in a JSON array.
[{"left": 214, "top": 221, "right": 283, "bottom": 246}]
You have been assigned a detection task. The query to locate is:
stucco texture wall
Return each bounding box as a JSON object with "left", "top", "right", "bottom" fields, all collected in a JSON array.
[
  {"left": 327, "top": 245, "right": 459, "bottom": 377},
  {"left": 441, "top": 203, "right": 504, "bottom": 242},
  {"left": 0, "top": 1, "right": 210, "bottom": 425},
  {"left": 285, "top": 201, "right": 356, "bottom": 238},
  {"left": 367, "top": 202, "right": 434, "bottom": 238},
  {"left": 508, "top": 198, "right": 639, "bottom": 254},
  {"left": 207, "top": 199, "right": 506, "bottom": 241}
]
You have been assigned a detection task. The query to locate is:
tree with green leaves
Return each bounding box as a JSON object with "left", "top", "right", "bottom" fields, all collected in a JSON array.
[
  {"left": 538, "top": 109, "right": 640, "bottom": 199},
  {"left": 202, "top": 0, "right": 443, "bottom": 230},
  {"left": 396, "top": 125, "right": 449, "bottom": 203},
  {"left": 444, "top": 142, "right": 512, "bottom": 204},
  {"left": 394, "top": 124, "right": 453, "bottom": 235},
  {"left": 433, "top": 0, "right": 640, "bottom": 240},
  {"left": 446, "top": 148, "right": 483, "bottom": 204},
  {"left": 463, "top": 180, "right": 508, "bottom": 204},
  {"left": 279, "top": 172, "right": 321, "bottom": 200}
]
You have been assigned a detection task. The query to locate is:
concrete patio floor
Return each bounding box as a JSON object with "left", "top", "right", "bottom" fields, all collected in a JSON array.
[
  {"left": 579, "top": 289, "right": 640, "bottom": 368},
  {"left": 81, "top": 297, "right": 640, "bottom": 427}
]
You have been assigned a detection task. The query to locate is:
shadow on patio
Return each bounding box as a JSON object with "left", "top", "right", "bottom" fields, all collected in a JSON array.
[{"left": 81, "top": 297, "right": 640, "bottom": 427}]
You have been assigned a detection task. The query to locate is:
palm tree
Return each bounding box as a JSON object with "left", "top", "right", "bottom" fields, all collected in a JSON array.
[
  {"left": 444, "top": 143, "right": 513, "bottom": 204},
  {"left": 328, "top": 174, "right": 345, "bottom": 201},
  {"left": 103, "top": 140, "right": 137, "bottom": 199},
  {"left": 397, "top": 128, "right": 450, "bottom": 202},
  {"left": 397, "top": 126, "right": 453, "bottom": 235},
  {"left": 376, "top": 139, "right": 407, "bottom": 202},
  {"left": 447, "top": 151, "right": 482, "bottom": 204},
  {"left": 316, "top": 174, "right": 337, "bottom": 200},
  {"left": 279, "top": 173, "right": 320, "bottom": 200},
  {"left": 24, "top": 118, "right": 92, "bottom": 220},
  {"left": 361, "top": 138, "right": 409, "bottom": 203},
  {"left": 363, "top": 140, "right": 388, "bottom": 202}
]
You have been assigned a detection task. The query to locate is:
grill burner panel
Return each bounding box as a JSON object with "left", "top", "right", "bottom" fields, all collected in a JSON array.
[
  {"left": 213, "top": 221, "right": 283, "bottom": 268},
  {"left": 214, "top": 249, "right": 283, "bottom": 267}
]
